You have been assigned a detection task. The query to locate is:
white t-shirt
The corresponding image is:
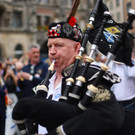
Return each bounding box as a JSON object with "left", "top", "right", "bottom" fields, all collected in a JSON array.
[{"left": 109, "top": 60, "right": 135, "bottom": 101}]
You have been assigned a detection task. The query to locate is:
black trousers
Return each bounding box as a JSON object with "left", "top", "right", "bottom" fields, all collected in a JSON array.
[
  {"left": 0, "top": 113, "right": 5, "bottom": 135},
  {"left": 118, "top": 99, "right": 135, "bottom": 135},
  {"left": 119, "top": 98, "right": 135, "bottom": 110}
]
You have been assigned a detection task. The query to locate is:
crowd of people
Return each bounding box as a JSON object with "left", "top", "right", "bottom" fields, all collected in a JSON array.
[{"left": 0, "top": 44, "right": 49, "bottom": 135}]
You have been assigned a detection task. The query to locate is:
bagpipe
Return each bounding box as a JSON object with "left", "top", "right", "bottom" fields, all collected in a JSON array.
[
  {"left": 12, "top": 0, "right": 135, "bottom": 134},
  {"left": 78, "top": 9, "right": 135, "bottom": 111},
  {"left": 67, "top": 10, "right": 111, "bottom": 105},
  {"left": 33, "top": 60, "right": 55, "bottom": 97},
  {"left": 60, "top": 0, "right": 108, "bottom": 102}
]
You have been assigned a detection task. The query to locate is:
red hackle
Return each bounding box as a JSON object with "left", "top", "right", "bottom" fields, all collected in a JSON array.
[{"left": 68, "top": 17, "right": 77, "bottom": 27}]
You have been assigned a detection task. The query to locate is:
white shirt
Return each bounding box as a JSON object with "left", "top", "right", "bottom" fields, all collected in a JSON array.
[
  {"left": 109, "top": 60, "right": 135, "bottom": 101},
  {"left": 38, "top": 73, "right": 62, "bottom": 134},
  {"left": 46, "top": 73, "right": 62, "bottom": 101}
]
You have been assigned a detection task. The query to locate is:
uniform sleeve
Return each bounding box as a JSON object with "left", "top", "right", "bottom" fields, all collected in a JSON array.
[{"left": 124, "top": 60, "right": 135, "bottom": 77}]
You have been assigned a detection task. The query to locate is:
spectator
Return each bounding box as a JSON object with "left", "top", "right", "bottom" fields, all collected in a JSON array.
[
  {"left": 17, "top": 44, "right": 49, "bottom": 98},
  {"left": 3, "top": 63, "right": 18, "bottom": 104},
  {"left": 0, "top": 62, "right": 12, "bottom": 135},
  {"left": 16, "top": 44, "right": 49, "bottom": 134}
]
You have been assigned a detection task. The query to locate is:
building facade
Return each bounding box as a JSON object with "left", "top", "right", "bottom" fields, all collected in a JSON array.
[
  {"left": 104, "top": 0, "right": 125, "bottom": 23},
  {"left": 104, "top": 0, "right": 135, "bottom": 51},
  {"left": 123, "top": 0, "right": 135, "bottom": 51},
  {"left": 1, "top": 0, "right": 134, "bottom": 60},
  {"left": 0, "top": 0, "right": 97, "bottom": 60}
]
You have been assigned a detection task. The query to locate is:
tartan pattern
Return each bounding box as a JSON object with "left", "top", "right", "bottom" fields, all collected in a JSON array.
[{"left": 48, "top": 29, "right": 60, "bottom": 37}]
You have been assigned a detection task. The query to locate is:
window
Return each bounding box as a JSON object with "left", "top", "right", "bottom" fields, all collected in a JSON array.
[
  {"left": 41, "top": 0, "right": 49, "bottom": 4},
  {"left": 110, "top": 1, "right": 113, "bottom": 10},
  {"left": 36, "top": 0, "right": 41, "bottom": 2},
  {"left": 0, "top": 5, "right": 5, "bottom": 27},
  {"left": 69, "top": 0, "right": 73, "bottom": 6},
  {"left": 44, "top": 16, "right": 50, "bottom": 26},
  {"left": 0, "top": 46, "right": 2, "bottom": 60},
  {"left": 37, "top": 16, "right": 41, "bottom": 26},
  {"left": 127, "top": 2, "right": 131, "bottom": 12},
  {"left": 116, "top": 0, "right": 120, "bottom": 7},
  {"left": 93, "top": 0, "right": 97, "bottom": 5},
  {"left": 40, "top": 40, "right": 48, "bottom": 59},
  {"left": 62, "top": 0, "right": 66, "bottom": 6},
  {"left": 13, "top": 0, "right": 25, "bottom": 2},
  {"left": 37, "top": 16, "right": 50, "bottom": 30},
  {"left": 3, "top": 18, "right": 10, "bottom": 27},
  {"left": 116, "top": 12, "right": 120, "bottom": 21},
  {"left": 37, "top": 16, "right": 50, "bottom": 26},
  {"left": 2, "top": 11, "right": 11, "bottom": 28},
  {"left": 14, "top": 44, "right": 23, "bottom": 58},
  {"left": 12, "top": 11, "right": 22, "bottom": 28}
]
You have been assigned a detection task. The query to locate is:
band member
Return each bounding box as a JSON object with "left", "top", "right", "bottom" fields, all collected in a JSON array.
[
  {"left": 109, "top": 58, "right": 135, "bottom": 135},
  {"left": 12, "top": 18, "right": 125, "bottom": 135}
]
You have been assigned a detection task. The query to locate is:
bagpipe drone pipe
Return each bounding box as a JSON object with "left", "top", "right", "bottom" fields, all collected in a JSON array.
[
  {"left": 66, "top": 11, "right": 112, "bottom": 105},
  {"left": 59, "top": 0, "right": 109, "bottom": 102}
]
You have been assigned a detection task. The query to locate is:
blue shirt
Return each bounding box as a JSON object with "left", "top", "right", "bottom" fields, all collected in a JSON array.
[{"left": 18, "top": 61, "right": 49, "bottom": 98}]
